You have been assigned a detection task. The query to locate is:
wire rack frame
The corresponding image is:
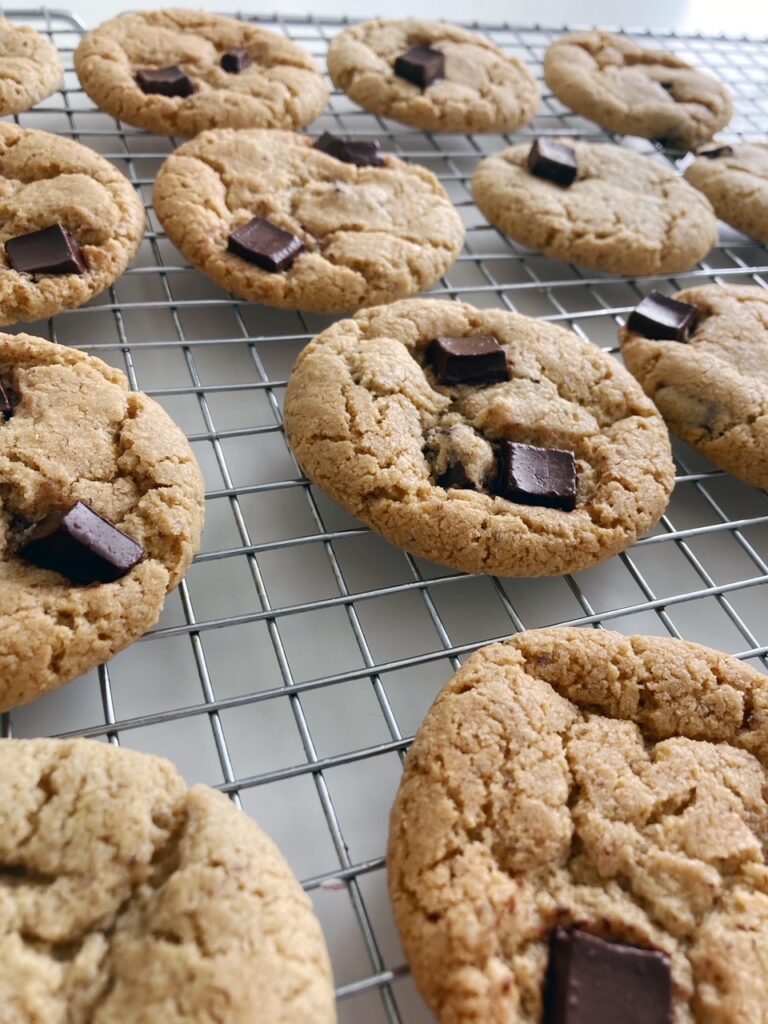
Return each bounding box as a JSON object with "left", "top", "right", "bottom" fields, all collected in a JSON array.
[{"left": 3, "top": 9, "right": 768, "bottom": 1022}]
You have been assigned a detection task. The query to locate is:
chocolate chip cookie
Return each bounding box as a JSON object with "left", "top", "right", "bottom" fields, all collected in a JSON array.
[
  {"left": 0, "top": 16, "right": 62, "bottom": 115},
  {"left": 472, "top": 139, "right": 717, "bottom": 276},
  {"left": 389, "top": 627, "right": 768, "bottom": 1023},
  {"left": 153, "top": 129, "right": 464, "bottom": 314},
  {"left": 685, "top": 142, "right": 768, "bottom": 242},
  {"left": 0, "top": 332, "right": 204, "bottom": 711},
  {"left": 327, "top": 18, "right": 539, "bottom": 133},
  {"left": 0, "top": 738, "right": 336, "bottom": 1023},
  {"left": 74, "top": 9, "right": 328, "bottom": 137},
  {"left": 284, "top": 298, "right": 674, "bottom": 577},
  {"left": 544, "top": 31, "right": 733, "bottom": 150}
]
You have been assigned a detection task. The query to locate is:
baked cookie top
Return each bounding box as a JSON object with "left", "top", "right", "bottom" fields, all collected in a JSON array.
[
  {"left": 685, "top": 142, "right": 768, "bottom": 243},
  {"left": 284, "top": 299, "right": 674, "bottom": 577},
  {"left": 472, "top": 139, "right": 717, "bottom": 276},
  {"left": 0, "top": 738, "right": 336, "bottom": 1023},
  {"left": 74, "top": 9, "right": 328, "bottom": 137},
  {"left": 388, "top": 627, "right": 768, "bottom": 1023},
  {"left": 0, "top": 16, "right": 63, "bottom": 116},
  {"left": 0, "top": 123, "right": 145, "bottom": 326},
  {"left": 0, "top": 332, "right": 204, "bottom": 711},
  {"left": 327, "top": 18, "right": 539, "bottom": 134},
  {"left": 544, "top": 31, "right": 733, "bottom": 150},
  {"left": 620, "top": 283, "right": 768, "bottom": 490},
  {"left": 153, "top": 129, "right": 465, "bottom": 315}
]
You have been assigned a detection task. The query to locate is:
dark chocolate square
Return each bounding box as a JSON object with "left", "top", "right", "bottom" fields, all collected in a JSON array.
[
  {"left": 314, "top": 132, "right": 382, "bottom": 167},
  {"left": 626, "top": 291, "right": 698, "bottom": 341},
  {"left": 221, "top": 48, "right": 252, "bottom": 73},
  {"left": 436, "top": 461, "right": 474, "bottom": 490},
  {"left": 428, "top": 336, "right": 509, "bottom": 386},
  {"left": 394, "top": 45, "right": 445, "bottom": 88},
  {"left": 496, "top": 441, "right": 577, "bottom": 511},
  {"left": 5, "top": 224, "right": 87, "bottom": 276},
  {"left": 136, "top": 65, "right": 195, "bottom": 98},
  {"left": 527, "top": 139, "right": 578, "bottom": 187},
  {"left": 227, "top": 217, "right": 304, "bottom": 273}
]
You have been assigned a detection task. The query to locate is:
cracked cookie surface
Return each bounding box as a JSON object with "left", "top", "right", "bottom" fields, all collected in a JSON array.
[
  {"left": 388, "top": 627, "right": 768, "bottom": 1024},
  {"left": 0, "top": 738, "right": 336, "bottom": 1023},
  {"left": 544, "top": 31, "right": 733, "bottom": 150},
  {"left": 0, "top": 123, "right": 145, "bottom": 326},
  {"left": 620, "top": 283, "right": 768, "bottom": 489},
  {"left": 74, "top": 9, "right": 328, "bottom": 137},
  {"left": 283, "top": 298, "right": 674, "bottom": 577},
  {"left": 0, "top": 332, "right": 204, "bottom": 710},
  {"left": 327, "top": 19, "right": 539, "bottom": 134},
  {"left": 0, "top": 17, "right": 62, "bottom": 116},
  {"left": 685, "top": 143, "right": 768, "bottom": 242},
  {"left": 472, "top": 139, "right": 717, "bottom": 276},
  {"left": 153, "top": 129, "right": 464, "bottom": 314}
]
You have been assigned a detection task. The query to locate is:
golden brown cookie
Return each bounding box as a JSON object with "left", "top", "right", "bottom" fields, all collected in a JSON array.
[
  {"left": 388, "top": 627, "right": 768, "bottom": 1023},
  {"left": 0, "top": 16, "right": 62, "bottom": 115},
  {"left": 685, "top": 142, "right": 768, "bottom": 242},
  {"left": 0, "top": 332, "right": 205, "bottom": 711},
  {"left": 74, "top": 9, "right": 328, "bottom": 137},
  {"left": 0, "top": 737, "right": 336, "bottom": 1023},
  {"left": 153, "top": 129, "right": 464, "bottom": 314},
  {"left": 284, "top": 299, "right": 674, "bottom": 577}
]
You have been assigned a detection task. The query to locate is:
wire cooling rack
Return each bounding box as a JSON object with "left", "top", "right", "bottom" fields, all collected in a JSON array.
[{"left": 4, "top": 9, "right": 768, "bottom": 1021}]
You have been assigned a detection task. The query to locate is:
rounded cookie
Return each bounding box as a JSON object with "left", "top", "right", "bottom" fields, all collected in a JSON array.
[
  {"left": 0, "top": 737, "right": 336, "bottom": 1023},
  {"left": 0, "top": 123, "right": 145, "bottom": 326},
  {"left": 620, "top": 283, "right": 768, "bottom": 489},
  {"left": 472, "top": 139, "right": 717, "bottom": 276},
  {"left": 388, "top": 627, "right": 768, "bottom": 1023},
  {"left": 685, "top": 143, "right": 768, "bottom": 242},
  {"left": 544, "top": 31, "right": 733, "bottom": 150},
  {"left": 154, "top": 129, "right": 464, "bottom": 314},
  {"left": 284, "top": 299, "right": 674, "bottom": 577},
  {"left": 74, "top": 9, "right": 328, "bottom": 137},
  {"left": 0, "top": 332, "right": 205, "bottom": 711},
  {"left": 0, "top": 16, "right": 62, "bottom": 115},
  {"left": 327, "top": 18, "right": 539, "bottom": 134}
]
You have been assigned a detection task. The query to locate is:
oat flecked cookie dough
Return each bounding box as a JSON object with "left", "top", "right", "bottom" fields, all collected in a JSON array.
[
  {"left": 0, "top": 333, "right": 205, "bottom": 711},
  {"left": 388, "top": 627, "right": 768, "bottom": 1023},
  {"left": 0, "top": 17, "right": 63, "bottom": 115},
  {"left": 544, "top": 31, "right": 733, "bottom": 150},
  {"left": 153, "top": 129, "right": 465, "bottom": 314},
  {"left": 327, "top": 19, "right": 539, "bottom": 133},
  {"left": 472, "top": 139, "right": 717, "bottom": 276},
  {"left": 284, "top": 299, "right": 675, "bottom": 577},
  {"left": 685, "top": 142, "right": 768, "bottom": 242},
  {"left": 0, "top": 738, "right": 337, "bottom": 1023}
]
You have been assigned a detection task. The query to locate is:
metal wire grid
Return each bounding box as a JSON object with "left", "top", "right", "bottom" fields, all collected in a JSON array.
[{"left": 3, "top": 8, "right": 768, "bottom": 1021}]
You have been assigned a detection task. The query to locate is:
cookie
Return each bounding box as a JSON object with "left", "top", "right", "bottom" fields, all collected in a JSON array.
[
  {"left": 0, "top": 332, "right": 205, "bottom": 711},
  {"left": 544, "top": 31, "right": 733, "bottom": 150},
  {"left": 388, "top": 627, "right": 768, "bottom": 1023},
  {"left": 0, "top": 737, "right": 336, "bottom": 1023},
  {"left": 0, "top": 123, "right": 145, "bottom": 326},
  {"left": 283, "top": 298, "right": 674, "bottom": 577},
  {"left": 620, "top": 283, "right": 768, "bottom": 489},
  {"left": 0, "top": 17, "right": 62, "bottom": 115},
  {"left": 74, "top": 9, "right": 328, "bottom": 137},
  {"left": 327, "top": 19, "right": 539, "bottom": 134},
  {"left": 153, "top": 129, "right": 464, "bottom": 314},
  {"left": 472, "top": 139, "right": 718, "bottom": 276},
  {"left": 684, "top": 142, "right": 768, "bottom": 242}
]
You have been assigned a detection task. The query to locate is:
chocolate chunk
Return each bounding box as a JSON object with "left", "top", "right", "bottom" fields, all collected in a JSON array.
[
  {"left": 18, "top": 501, "right": 144, "bottom": 584},
  {"left": 428, "top": 336, "right": 509, "bottom": 386},
  {"left": 437, "top": 461, "right": 474, "bottom": 490},
  {"left": 659, "top": 81, "right": 674, "bottom": 91},
  {"left": 626, "top": 291, "right": 698, "bottom": 341},
  {"left": 0, "top": 380, "right": 11, "bottom": 419},
  {"left": 544, "top": 929, "right": 673, "bottom": 1024},
  {"left": 5, "top": 224, "right": 87, "bottom": 276},
  {"left": 221, "top": 48, "right": 252, "bottom": 73},
  {"left": 227, "top": 217, "right": 304, "bottom": 273},
  {"left": 697, "top": 142, "right": 733, "bottom": 159},
  {"left": 394, "top": 45, "right": 445, "bottom": 88},
  {"left": 496, "top": 441, "right": 576, "bottom": 511},
  {"left": 136, "top": 65, "right": 194, "bottom": 97},
  {"left": 527, "top": 139, "right": 578, "bottom": 187},
  {"left": 314, "top": 132, "right": 382, "bottom": 167}
]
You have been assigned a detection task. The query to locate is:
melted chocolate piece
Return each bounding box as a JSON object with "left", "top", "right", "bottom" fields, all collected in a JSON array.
[
  {"left": 314, "top": 132, "right": 382, "bottom": 167},
  {"left": 136, "top": 65, "right": 194, "bottom": 97},
  {"left": 697, "top": 142, "right": 733, "bottom": 159},
  {"left": 428, "top": 336, "right": 509, "bottom": 386},
  {"left": 436, "top": 461, "right": 474, "bottom": 490},
  {"left": 527, "top": 139, "right": 578, "bottom": 187},
  {"left": 220, "top": 48, "right": 252, "bottom": 73},
  {"left": 5, "top": 224, "right": 87, "bottom": 276},
  {"left": 544, "top": 929, "right": 673, "bottom": 1024},
  {"left": 626, "top": 291, "right": 698, "bottom": 341},
  {"left": 18, "top": 501, "right": 144, "bottom": 584},
  {"left": 394, "top": 45, "right": 445, "bottom": 88},
  {"left": 227, "top": 217, "right": 304, "bottom": 272},
  {"left": 495, "top": 441, "right": 576, "bottom": 511}
]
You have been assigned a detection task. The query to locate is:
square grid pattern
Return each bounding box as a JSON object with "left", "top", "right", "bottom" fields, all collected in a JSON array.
[{"left": 4, "top": 9, "right": 768, "bottom": 1022}]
